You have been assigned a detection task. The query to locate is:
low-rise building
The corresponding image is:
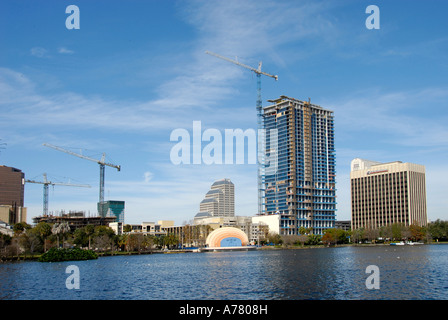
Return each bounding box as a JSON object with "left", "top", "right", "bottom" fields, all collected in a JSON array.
[
  {"left": 32, "top": 211, "right": 116, "bottom": 231},
  {"left": 115, "top": 220, "right": 175, "bottom": 237},
  {"left": 335, "top": 220, "right": 351, "bottom": 231},
  {"left": 163, "top": 224, "right": 212, "bottom": 248},
  {"left": 0, "top": 220, "right": 14, "bottom": 237}
]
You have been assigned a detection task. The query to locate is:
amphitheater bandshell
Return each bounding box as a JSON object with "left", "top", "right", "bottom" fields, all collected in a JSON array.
[{"left": 204, "top": 227, "right": 253, "bottom": 250}]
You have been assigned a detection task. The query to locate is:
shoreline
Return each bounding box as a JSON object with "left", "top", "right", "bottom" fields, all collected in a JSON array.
[{"left": 3, "top": 242, "right": 447, "bottom": 262}]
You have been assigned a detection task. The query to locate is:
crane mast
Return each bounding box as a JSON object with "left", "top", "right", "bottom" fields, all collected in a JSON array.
[
  {"left": 205, "top": 51, "right": 278, "bottom": 215},
  {"left": 43, "top": 143, "right": 121, "bottom": 217},
  {"left": 26, "top": 173, "right": 90, "bottom": 216},
  {"left": 0, "top": 139, "right": 6, "bottom": 156}
]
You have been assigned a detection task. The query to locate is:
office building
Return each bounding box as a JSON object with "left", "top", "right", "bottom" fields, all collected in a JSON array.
[
  {"left": 210, "top": 178, "right": 235, "bottom": 217},
  {"left": 0, "top": 165, "right": 27, "bottom": 224},
  {"left": 0, "top": 165, "right": 25, "bottom": 207},
  {"left": 198, "top": 198, "right": 219, "bottom": 217},
  {"left": 198, "top": 178, "right": 235, "bottom": 218},
  {"left": 261, "top": 96, "right": 336, "bottom": 235},
  {"left": 350, "top": 158, "right": 427, "bottom": 230}
]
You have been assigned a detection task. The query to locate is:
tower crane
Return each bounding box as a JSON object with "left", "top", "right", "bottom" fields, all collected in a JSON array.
[
  {"left": 0, "top": 139, "right": 6, "bottom": 157},
  {"left": 205, "top": 51, "right": 278, "bottom": 215},
  {"left": 25, "top": 173, "right": 91, "bottom": 216},
  {"left": 43, "top": 143, "right": 121, "bottom": 217}
]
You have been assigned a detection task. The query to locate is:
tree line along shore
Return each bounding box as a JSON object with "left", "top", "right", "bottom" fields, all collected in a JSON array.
[{"left": 1, "top": 220, "right": 447, "bottom": 262}]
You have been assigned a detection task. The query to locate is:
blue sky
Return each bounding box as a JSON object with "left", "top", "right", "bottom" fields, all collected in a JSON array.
[{"left": 1, "top": 0, "right": 447, "bottom": 225}]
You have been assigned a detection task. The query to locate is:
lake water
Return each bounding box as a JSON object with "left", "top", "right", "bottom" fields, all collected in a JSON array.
[{"left": 1, "top": 245, "right": 447, "bottom": 300}]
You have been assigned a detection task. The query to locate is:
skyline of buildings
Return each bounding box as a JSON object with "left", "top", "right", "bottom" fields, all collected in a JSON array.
[
  {"left": 260, "top": 96, "right": 336, "bottom": 235},
  {"left": 0, "top": 88, "right": 431, "bottom": 238},
  {"left": 0, "top": 103, "right": 431, "bottom": 238},
  {"left": 0, "top": 121, "right": 432, "bottom": 240},
  {"left": 2, "top": 0, "right": 447, "bottom": 237},
  {"left": 0, "top": 157, "right": 432, "bottom": 245}
]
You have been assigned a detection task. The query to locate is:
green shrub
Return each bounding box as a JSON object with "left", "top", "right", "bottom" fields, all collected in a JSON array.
[{"left": 38, "top": 247, "right": 98, "bottom": 262}]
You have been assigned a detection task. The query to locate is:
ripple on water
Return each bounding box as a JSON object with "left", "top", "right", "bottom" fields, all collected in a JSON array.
[{"left": 1, "top": 245, "right": 447, "bottom": 300}]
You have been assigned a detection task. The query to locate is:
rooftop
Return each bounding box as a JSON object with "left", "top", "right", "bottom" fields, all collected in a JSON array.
[
  {"left": 211, "top": 178, "right": 233, "bottom": 187},
  {"left": 200, "top": 198, "right": 218, "bottom": 204},
  {"left": 195, "top": 211, "right": 212, "bottom": 218}
]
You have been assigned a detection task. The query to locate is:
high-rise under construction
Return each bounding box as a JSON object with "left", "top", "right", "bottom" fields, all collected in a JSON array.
[{"left": 261, "top": 96, "right": 336, "bottom": 235}]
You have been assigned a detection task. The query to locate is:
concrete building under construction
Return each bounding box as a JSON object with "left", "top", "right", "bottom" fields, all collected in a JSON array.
[{"left": 32, "top": 211, "right": 116, "bottom": 232}]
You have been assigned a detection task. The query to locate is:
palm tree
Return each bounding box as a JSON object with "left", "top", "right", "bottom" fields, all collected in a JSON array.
[
  {"left": 123, "top": 224, "right": 132, "bottom": 233},
  {"left": 85, "top": 224, "right": 95, "bottom": 250},
  {"left": 52, "top": 222, "right": 71, "bottom": 248},
  {"left": 35, "top": 222, "right": 52, "bottom": 252},
  {"left": 118, "top": 234, "right": 128, "bottom": 253},
  {"left": 165, "top": 233, "right": 179, "bottom": 249},
  {"left": 143, "top": 235, "right": 154, "bottom": 253}
]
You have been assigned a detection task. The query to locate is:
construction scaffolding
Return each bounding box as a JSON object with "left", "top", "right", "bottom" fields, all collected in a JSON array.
[{"left": 32, "top": 212, "right": 116, "bottom": 231}]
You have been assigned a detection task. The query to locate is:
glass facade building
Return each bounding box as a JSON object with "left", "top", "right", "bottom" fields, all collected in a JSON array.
[
  {"left": 262, "top": 96, "right": 336, "bottom": 235},
  {"left": 98, "top": 200, "right": 125, "bottom": 223}
]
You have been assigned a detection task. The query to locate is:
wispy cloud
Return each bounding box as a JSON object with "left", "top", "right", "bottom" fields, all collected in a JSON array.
[
  {"left": 4, "top": 1, "right": 340, "bottom": 135},
  {"left": 184, "top": 0, "right": 337, "bottom": 54},
  {"left": 328, "top": 87, "right": 448, "bottom": 148},
  {"left": 30, "top": 47, "right": 50, "bottom": 58},
  {"left": 0, "top": 68, "right": 188, "bottom": 132},
  {"left": 58, "top": 47, "right": 74, "bottom": 54},
  {"left": 381, "top": 37, "right": 448, "bottom": 59},
  {"left": 31, "top": 46, "right": 75, "bottom": 58}
]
